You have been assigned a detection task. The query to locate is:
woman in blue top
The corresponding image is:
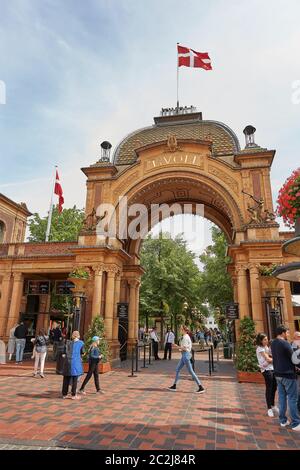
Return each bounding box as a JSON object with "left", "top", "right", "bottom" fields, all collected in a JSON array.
[
  {"left": 61, "top": 331, "right": 84, "bottom": 400},
  {"left": 79, "top": 336, "right": 104, "bottom": 395}
]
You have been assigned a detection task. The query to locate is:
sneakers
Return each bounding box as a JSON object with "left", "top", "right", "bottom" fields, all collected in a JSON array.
[
  {"left": 291, "top": 424, "right": 300, "bottom": 431},
  {"left": 71, "top": 395, "right": 81, "bottom": 400},
  {"left": 79, "top": 390, "right": 86, "bottom": 395},
  {"left": 267, "top": 408, "right": 274, "bottom": 417},
  {"left": 33, "top": 373, "right": 37, "bottom": 377},
  {"left": 272, "top": 406, "right": 279, "bottom": 415},
  {"left": 97, "top": 390, "right": 105, "bottom": 394},
  {"left": 40, "top": 374, "right": 45, "bottom": 378},
  {"left": 195, "top": 385, "right": 206, "bottom": 394},
  {"left": 168, "top": 384, "right": 177, "bottom": 391},
  {"left": 280, "top": 419, "right": 291, "bottom": 427}
]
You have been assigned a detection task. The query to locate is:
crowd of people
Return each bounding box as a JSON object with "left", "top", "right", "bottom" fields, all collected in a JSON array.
[{"left": 256, "top": 325, "right": 300, "bottom": 431}]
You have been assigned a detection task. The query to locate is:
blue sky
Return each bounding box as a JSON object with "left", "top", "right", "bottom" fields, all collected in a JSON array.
[{"left": 0, "top": 0, "right": 300, "bottom": 245}]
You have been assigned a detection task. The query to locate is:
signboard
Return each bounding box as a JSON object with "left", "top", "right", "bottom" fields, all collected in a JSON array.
[
  {"left": 225, "top": 302, "right": 239, "bottom": 320},
  {"left": 55, "top": 280, "right": 73, "bottom": 295},
  {"left": 117, "top": 303, "right": 129, "bottom": 319},
  {"left": 28, "top": 280, "right": 50, "bottom": 295}
]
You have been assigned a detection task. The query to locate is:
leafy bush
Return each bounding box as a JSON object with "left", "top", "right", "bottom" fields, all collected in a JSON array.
[
  {"left": 258, "top": 264, "right": 279, "bottom": 277},
  {"left": 236, "top": 317, "right": 259, "bottom": 372},
  {"left": 83, "top": 316, "right": 110, "bottom": 363},
  {"left": 68, "top": 267, "right": 90, "bottom": 279}
]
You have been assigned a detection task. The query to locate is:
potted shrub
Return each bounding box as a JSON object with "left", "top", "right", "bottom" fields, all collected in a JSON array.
[
  {"left": 277, "top": 167, "right": 300, "bottom": 234},
  {"left": 236, "top": 317, "right": 264, "bottom": 384},
  {"left": 83, "top": 316, "right": 111, "bottom": 373},
  {"left": 258, "top": 264, "right": 281, "bottom": 291},
  {"left": 68, "top": 267, "right": 90, "bottom": 293}
]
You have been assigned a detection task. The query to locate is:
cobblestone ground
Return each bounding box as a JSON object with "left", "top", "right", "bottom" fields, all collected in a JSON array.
[{"left": 0, "top": 350, "right": 299, "bottom": 450}]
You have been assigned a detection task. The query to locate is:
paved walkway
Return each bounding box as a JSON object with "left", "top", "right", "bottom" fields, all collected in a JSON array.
[{"left": 0, "top": 351, "right": 299, "bottom": 450}]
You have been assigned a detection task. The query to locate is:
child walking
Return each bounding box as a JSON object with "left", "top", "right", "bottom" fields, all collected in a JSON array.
[{"left": 79, "top": 336, "right": 104, "bottom": 395}]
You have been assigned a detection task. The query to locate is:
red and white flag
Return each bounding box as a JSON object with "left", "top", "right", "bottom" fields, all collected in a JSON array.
[
  {"left": 177, "top": 45, "right": 212, "bottom": 70},
  {"left": 54, "top": 169, "right": 64, "bottom": 213}
]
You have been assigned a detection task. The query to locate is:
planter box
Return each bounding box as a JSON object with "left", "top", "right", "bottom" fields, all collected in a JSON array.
[
  {"left": 83, "top": 362, "right": 111, "bottom": 374},
  {"left": 237, "top": 371, "right": 265, "bottom": 384}
]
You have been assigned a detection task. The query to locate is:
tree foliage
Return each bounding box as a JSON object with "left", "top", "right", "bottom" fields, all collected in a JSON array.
[
  {"left": 140, "top": 233, "right": 207, "bottom": 335},
  {"left": 236, "top": 317, "right": 259, "bottom": 372},
  {"left": 198, "top": 226, "right": 233, "bottom": 312},
  {"left": 28, "top": 206, "right": 85, "bottom": 242},
  {"left": 83, "top": 316, "right": 110, "bottom": 363}
]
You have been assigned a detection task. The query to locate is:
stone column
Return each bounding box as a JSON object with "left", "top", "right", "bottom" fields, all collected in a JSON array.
[
  {"left": 91, "top": 265, "right": 104, "bottom": 318},
  {"left": 236, "top": 265, "right": 250, "bottom": 318},
  {"left": 128, "top": 280, "right": 138, "bottom": 344},
  {"left": 249, "top": 264, "right": 264, "bottom": 332},
  {"left": 104, "top": 268, "right": 117, "bottom": 341},
  {"left": 282, "top": 281, "right": 294, "bottom": 335},
  {"left": 112, "top": 274, "right": 122, "bottom": 341},
  {"left": 0, "top": 273, "right": 12, "bottom": 337},
  {"left": 6, "top": 272, "right": 24, "bottom": 335}
]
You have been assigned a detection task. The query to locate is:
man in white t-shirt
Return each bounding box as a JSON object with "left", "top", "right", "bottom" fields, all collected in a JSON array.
[{"left": 163, "top": 327, "right": 175, "bottom": 360}]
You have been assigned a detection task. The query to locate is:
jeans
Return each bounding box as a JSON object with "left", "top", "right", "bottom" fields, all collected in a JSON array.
[
  {"left": 262, "top": 370, "right": 277, "bottom": 409},
  {"left": 34, "top": 351, "right": 47, "bottom": 375},
  {"left": 276, "top": 377, "right": 300, "bottom": 428},
  {"left": 62, "top": 376, "right": 78, "bottom": 397},
  {"left": 15, "top": 338, "right": 26, "bottom": 362},
  {"left": 175, "top": 351, "right": 202, "bottom": 386}
]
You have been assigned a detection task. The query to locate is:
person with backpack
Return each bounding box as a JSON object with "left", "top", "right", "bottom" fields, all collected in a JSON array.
[
  {"left": 32, "top": 328, "right": 49, "bottom": 378},
  {"left": 79, "top": 336, "right": 104, "bottom": 395}
]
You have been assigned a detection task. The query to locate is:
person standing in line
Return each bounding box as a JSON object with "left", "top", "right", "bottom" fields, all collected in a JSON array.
[
  {"left": 168, "top": 325, "right": 205, "bottom": 394},
  {"left": 14, "top": 321, "right": 27, "bottom": 364},
  {"left": 271, "top": 325, "right": 300, "bottom": 431},
  {"left": 61, "top": 331, "right": 84, "bottom": 400},
  {"left": 150, "top": 326, "right": 160, "bottom": 360},
  {"left": 256, "top": 333, "right": 278, "bottom": 417},
  {"left": 291, "top": 331, "right": 300, "bottom": 413},
  {"left": 32, "top": 328, "right": 49, "bottom": 378},
  {"left": 163, "top": 327, "right": 175, "bottom": 360},
  {"left": 7, "top": 324, "right": 18, "bottom": 361},
  {"left": 79, "top": 336, "right": 104, "bottom": 395},
  {"left": 52, "top": 323, "right": 62, "bottom": 361}
]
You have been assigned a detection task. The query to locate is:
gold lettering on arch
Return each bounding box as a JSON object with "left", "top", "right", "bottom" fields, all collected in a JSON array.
[{"left": 144, "top": 152, "right": 204, "bottom": 173}]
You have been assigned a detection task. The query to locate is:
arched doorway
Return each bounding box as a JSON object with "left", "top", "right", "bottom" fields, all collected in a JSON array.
[{"left": 77, "top": 108, "right": 295, "bottom": 358}]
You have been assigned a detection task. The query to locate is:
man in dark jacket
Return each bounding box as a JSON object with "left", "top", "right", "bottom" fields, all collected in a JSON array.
[
  {"left": 52, "top": 324, "right": 62, "bottom": 361},
  {"left": 14, "top": 322, "right": 27, "bottom": 364},
  {"left": 271, "top": 325, "right": 300, "bottom": 431}
]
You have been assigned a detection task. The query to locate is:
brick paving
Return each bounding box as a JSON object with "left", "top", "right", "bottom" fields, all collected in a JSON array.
[{"left": 0, "top": 351, "right": 299, "bottom": 450}]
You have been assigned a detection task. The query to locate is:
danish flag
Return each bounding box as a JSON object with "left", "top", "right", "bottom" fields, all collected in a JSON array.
[
  {"left": 177, "top": 45, "right": 212, "bottom": 70},
  {"left": 54, "top": 169, "right": 64, "bottom": 213}
]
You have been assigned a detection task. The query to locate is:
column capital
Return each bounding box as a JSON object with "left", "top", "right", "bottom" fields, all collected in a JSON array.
[
  {"left": 105, "top": 264, "right": 121, "bottom": 276},
  {"left": 234, "top": 264, "right": 248, "bottom": 275},
  {"left": 12, "top": 272, "right": 23, "bottom": 281},
  {"left": 248, "top": 263, "right": 260, "bottom": 274},
  {"left": 2, "top": 272, "right": 12, "bottom": 282},
  {"left": 128, "top": 279, "right": 140, "bottom": 288},
  {"left": 92, "top": 264, "right": 106, "bottom": 275}
]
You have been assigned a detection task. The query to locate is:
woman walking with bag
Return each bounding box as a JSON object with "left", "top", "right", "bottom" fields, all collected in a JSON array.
[
  {"left": 79, "top": 336, "right": 104, "bottom": 395},
  {"left": 32, "top": 328, "right": 49, "bottom": 378}
]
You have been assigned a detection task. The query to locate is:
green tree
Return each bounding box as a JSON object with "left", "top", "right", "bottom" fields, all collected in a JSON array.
[
  {"left": 28, "top": 206, "right": 85, "bottom": 242},
  {"left": 236, "top": 317, "right": 259, "bottom": 372},
  {"left": 199, "top": 226, "right": 233, "bottom": 312},
  {"left": 83, "top": 316, "right": 110, "bottom": 363},
  {"left": 140, "top": 233, "right": 207, "bottom": 339}
]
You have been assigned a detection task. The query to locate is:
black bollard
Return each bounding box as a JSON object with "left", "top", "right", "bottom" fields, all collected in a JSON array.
[
  {"left": 211, "top": 345, "right": 216, "bottom": 372},
  {"left": 148, "top": 341, "right": 152, "bottom": 365},
  {"left": 128, "top": 345, "right": 137, "bottom": 377},
  {"left": 141, "top": 343, "right": 148, "bottom": 368},
  {"left": 208, "top": 347, "right": 212, "bottom": 376},
  {"left": 135, "top": 340, "right": 139, "bottom": 372}
]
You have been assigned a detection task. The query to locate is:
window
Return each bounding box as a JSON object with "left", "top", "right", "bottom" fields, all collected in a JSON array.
[{"left": 0, "top": 221, "right": 5, "bottom": 243}]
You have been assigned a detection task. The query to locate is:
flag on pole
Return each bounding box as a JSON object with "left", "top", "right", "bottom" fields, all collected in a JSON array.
[
  {"left": 177, "top": 45, "right": 212, "bottom": 70},
  {"left": 54, "top": 169, "right": 64, "bottom": 213}
]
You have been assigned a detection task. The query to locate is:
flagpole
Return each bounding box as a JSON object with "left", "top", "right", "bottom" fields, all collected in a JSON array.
[
  {"left": 176, "top": 42, "right": 179, "bottom": 111},
  {"left": 45, "top": 165, "right": 57, "bottom": 242}
]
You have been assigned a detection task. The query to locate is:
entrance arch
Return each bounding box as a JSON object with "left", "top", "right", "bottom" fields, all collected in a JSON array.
[{"left": 77, "top": 108, "right": 294, "bottom": 357}]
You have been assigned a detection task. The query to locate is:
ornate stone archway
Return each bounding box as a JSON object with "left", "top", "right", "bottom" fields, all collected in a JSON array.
[{"left": 0, "top": 108, "right": 296, "bottom": 355}]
